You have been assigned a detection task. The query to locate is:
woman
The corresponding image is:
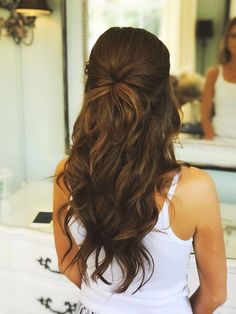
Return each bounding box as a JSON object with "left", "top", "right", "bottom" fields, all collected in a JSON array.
[
  {"left": 53, "top": 27, "right": 226, "bottom": 314},
  {"left": 201, "top": 17, "right": 236, "bottom": 140}
]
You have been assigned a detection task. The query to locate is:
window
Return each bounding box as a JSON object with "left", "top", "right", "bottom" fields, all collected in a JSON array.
[
  {"left": 86, "top": 0, "right": 167, "bottom": 58},
  {"left": 83, "top": 0, "right": 196, "bottom": 74}
]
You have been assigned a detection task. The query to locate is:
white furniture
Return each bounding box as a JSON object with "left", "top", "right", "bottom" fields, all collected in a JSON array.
[
  {"left": 175, "top": 137, "right": 236, "bottom": 169},
  {"left": 0, "top": 182, "right": 80, "bottom": 314},
  {"left": 0, "top": 182, "right": 235, "bottom": 314}
]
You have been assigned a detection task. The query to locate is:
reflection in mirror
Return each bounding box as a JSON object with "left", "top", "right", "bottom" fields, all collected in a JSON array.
[
  {"left": 173, "top": 0, "right": 236, "bottom": 172},
  {"left": 65, "top": 0, "right": 235, "bottom": 170},
  {"left": 172, "top": 71, "right": 204, "bottom": 138}
]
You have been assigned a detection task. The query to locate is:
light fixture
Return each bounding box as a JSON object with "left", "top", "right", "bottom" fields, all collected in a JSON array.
[
  {"left": 196, "top": 19, "right": 214, "bottom": 74},
  {"left": 0, "top": 0, "right": 52, "bottom": 45},
  {"left": 15, "top": 0, "right": 52, "bottom": 17}
]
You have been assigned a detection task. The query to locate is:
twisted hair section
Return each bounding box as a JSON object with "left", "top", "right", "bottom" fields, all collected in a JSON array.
[{"left": 57, "top": 27, "right": 187, "bottom": 293}]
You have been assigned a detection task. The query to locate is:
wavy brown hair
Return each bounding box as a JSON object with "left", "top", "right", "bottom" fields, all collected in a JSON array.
[
  {"left": 220, "top": 17, "right": 236, "bottom": 63},
  {"left": 57, "top": 27, "right": 186, "bottom": 294}
]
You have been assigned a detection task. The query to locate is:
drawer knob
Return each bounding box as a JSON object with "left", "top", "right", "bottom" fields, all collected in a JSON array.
[
  {"left": 38, "top": 297, "right": 77, "bottom": 314},
  {"left": 37, "top": 257, "right": 61, "bottom": 274}
]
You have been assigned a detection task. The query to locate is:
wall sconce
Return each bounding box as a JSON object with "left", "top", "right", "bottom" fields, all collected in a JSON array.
[
  {"left": 0, "top": 0, "right": 52, "bottom": 45},
  {"left": 15, "top": 0, "right": 52, "bottom": 16}
]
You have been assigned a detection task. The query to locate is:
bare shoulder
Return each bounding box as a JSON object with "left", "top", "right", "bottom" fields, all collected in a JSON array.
[
  {"left": 53, "top": 158, "right": 69, "bottom": 206},
  {"left": 55, "top": 158, "right": 68, "bottom": 176},
  {"left": 178, "top": 166, "right": 220, "bottom": 224},
  {"left": 180, "top": 165, "right": 216, "bottom": 190},
  {"left": 180, "top": 167, "right": 218, "bottom": 211},
  {"left": 205, "top": 65, "right": 219, "bottom": 83}
]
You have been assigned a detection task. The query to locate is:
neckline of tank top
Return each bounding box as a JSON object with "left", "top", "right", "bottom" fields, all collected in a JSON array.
[{"left": 218, "top": 64, "right": 236, "bottom": 85}]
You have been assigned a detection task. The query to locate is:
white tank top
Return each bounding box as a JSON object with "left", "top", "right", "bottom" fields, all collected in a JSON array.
[
  {"left": 69, "top": 173, "right": 193, "bottom": 314},
  {"left": 212, "top": 65, "right": 236, "bottom": 139}
]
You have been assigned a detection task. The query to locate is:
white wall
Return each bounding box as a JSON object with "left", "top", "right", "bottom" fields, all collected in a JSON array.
[
  {"left": 66, "top": 0, "right": 85, "bottom": 141},
  {"left": 0, "top": 0, "right": 65, "bottom": 192}
]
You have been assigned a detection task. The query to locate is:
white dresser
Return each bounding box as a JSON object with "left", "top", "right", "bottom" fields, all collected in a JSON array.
[
  {"left": 0, "top": 182, "right": 80, "bottom": 314},
  {"left": 0, "top": 182, "right": 235, "bottom": 314}
]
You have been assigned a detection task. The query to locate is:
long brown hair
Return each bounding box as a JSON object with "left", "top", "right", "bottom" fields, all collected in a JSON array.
[
  {"left": 220, "top": 17, "right": 236, "bottom": 63},
  {"left": 58, "top": 27, "right": 185, "bottom": 294}
]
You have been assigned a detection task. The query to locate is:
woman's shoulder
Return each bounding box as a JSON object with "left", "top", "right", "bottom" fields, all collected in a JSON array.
[
  {"left": 174, "top": 166, "right": 219, "bottom": 236},
  {"left": 178, "top": 165, "right": 218, "bottom": 206},
  {"left": 180, "top": 164, "right": 209, "bottom": 178},
  {"left": 205, "top": 64, "right": 220, "bottom": 82},
  {"left": 54, "top": 158, "right": 70, "bottom": 198},
  {"left": 55, "top": 157, "right": 68, "bottom": 176}
]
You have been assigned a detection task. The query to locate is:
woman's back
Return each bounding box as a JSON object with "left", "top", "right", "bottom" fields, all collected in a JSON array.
[
  {"left": 67, "top": 166, "right": 210, "bottom": 314},
  {"left": 54, "top": 160, "right": 226, "bottom": 314}
]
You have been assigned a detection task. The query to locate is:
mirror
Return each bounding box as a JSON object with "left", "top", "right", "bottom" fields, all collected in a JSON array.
[
  {"left": 175, "top": 0, "right": 236, "bottom": 171},
  {"left": 65, "top": 0, "right": 236, "bottom": 171}
]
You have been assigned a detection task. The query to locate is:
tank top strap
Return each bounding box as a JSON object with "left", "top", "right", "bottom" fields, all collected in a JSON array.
[
  {"left": 167, "top": 172, "right": 180, "bottom": 198},
  {"left": 161, "top": 172, "right": 180, "bottom": 228},
  {"left": 218, "top": 64, "right": 223, "bottom": 76}
]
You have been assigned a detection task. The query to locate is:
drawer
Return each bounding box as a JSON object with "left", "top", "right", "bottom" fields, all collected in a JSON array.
[
  {"left": 0, "top": 227, "right": 60, "bottom": 278},
  {"left": 15, "top": 272, "right": 80, "bottom": 314},
  {"left": 10, "top": 238, "right": 61, "bottom": 279},
  {"left": 0, "top": 268, "right": 80, "bottom": 314}
]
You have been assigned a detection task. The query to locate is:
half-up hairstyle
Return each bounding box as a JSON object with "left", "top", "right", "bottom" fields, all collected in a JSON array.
[{"left": 58, "top": 27, "right": 185, "bottom": 294}]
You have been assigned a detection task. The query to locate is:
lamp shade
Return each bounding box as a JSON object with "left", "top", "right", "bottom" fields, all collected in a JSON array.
[
  {"left": 196, "top": 20, "right": 214, "bottom": 39},
  {"left": 15, "top": 0, "right": 52, "bottom": 16}
]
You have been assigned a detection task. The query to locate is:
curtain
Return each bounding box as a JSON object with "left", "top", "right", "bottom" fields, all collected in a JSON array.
[{"left": 160, "top": 0, "right": 197, "bottom": 75}]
